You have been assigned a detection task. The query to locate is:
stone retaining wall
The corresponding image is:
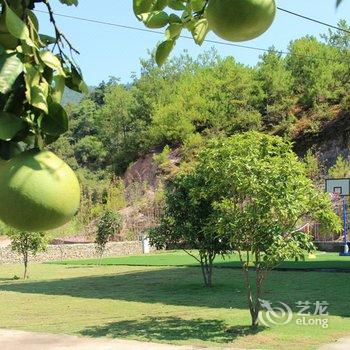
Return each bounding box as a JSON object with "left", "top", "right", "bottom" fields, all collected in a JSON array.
[{"left": 0, "top": 241, "right": 144, "bottom": 264}]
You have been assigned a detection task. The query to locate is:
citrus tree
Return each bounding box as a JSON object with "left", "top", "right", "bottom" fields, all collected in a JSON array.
[
  {"left": 184, "top": 132, "right": 341, "bottom": 327},
  {"left": 149, "top": 173, "right": 233, "bottom": 287},
  {"left": 95, "top": 210, "right": 123, "bottom": 262},
  {"left": 8, "top": 230, "right": 47, "bottom": 279},
  {"left": 0, "top": 0, "right": 84, "bottom": 232}
]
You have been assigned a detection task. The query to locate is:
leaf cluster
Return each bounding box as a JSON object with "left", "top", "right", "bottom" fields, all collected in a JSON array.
[
  {"left": 8, "top": 229, "right": 46, "bottom": 256},
  {"left": 134, "top": 0, "right": 209, "bottom": 66},
  {"left": 0, "top": 0, "right": 86, "bottom": 160},
  {"left": 149, "top": 167, "right": 233, "bottom": 256}
]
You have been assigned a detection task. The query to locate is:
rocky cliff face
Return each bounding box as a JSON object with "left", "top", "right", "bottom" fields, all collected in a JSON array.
[
  {"left": 294, "top": 110, "right": 350, "bottom": 168},
  {"left": 123, "top": 148, "right": 182, "bottom": 193},
  {"left": 119, "top": 147, "right": 181, "bottom": 240},
  {"left": 123, "top": 114, "right": 350, "bottom": 193}
]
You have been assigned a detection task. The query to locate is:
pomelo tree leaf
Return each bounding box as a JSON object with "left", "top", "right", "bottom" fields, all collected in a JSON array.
[
  {"left": 31, "top": 83, "right": 49, "bottom": 114},
  {"left": 5, "top": 3, "right": 35, "bottom": 47},
  {"left": 168, "top": 13, "right": 182, "bottom": 24},
  {"left": 165, "top": 23, "right": 183, "bottom": 40},
  {"left": 134, "top": 0, "right": 154, "bottom": 16},
  {"left": 153, "top": 0, "right": 168, "bottom": 11},
  {"left": 44, "top": 134, "right": 60, "bottom": 145},
  {"left": 52, "top": 75, "right": 66, "bottom": 104},
  {"left": 191, "top": 0, "right": 207, "bottom": 12},
  {"left": 39, "top": 34, "right": 56, "bottom": 46},
  {"left": 40, "top": 101, "right": 68, "bottom": 136},
  {"left": 140, "top": 11, "right": 169, "bottom": 28},
  {"left": 0, "top": 52, "right": 23, "bottom": 94},
  {"left": 24, "top": 64, "right": 49, "bottom": 113},
  {"left": 59, "top": 0, "right": 79, "bottom": 6},
  {"left": 133, "top": 0, "right": 168, "bottom": 16},
  {"left": 65, "top": 66, "right": 88, "bottom": 94},
  {"left": 190, "top": 18, "right": 209, "bottom": 45},
  {"left": 155, "top": 40, "right": 175, "bottom": 66},
  {"left": 168, "top": 0, "right": 186, "bottom": 11},
  {"left": 0, "top": 112, "right": 25, "bottom": 141},
  {"left": 39, "top": 51, "right": 65, "bottom": 76}
]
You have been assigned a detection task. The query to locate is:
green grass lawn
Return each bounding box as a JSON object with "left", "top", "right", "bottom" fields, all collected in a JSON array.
[
  {"left": 0, "top": 260, "right": 349, "bottom": 349},
  {"left": 51, "top": 250, "right": 350, "bottom": 270}
]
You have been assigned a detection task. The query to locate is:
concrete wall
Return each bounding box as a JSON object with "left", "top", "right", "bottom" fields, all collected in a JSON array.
[{"left": 0, "top": 241, "right": 144, "bottom": 264}]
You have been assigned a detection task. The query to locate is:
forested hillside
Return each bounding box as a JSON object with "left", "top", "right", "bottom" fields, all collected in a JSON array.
[
  {"left": 44, "top": 23, "right": 350, "bottom": 240},
  {"left": 53, "top": 24, "right": 350, "bottom": 175}
]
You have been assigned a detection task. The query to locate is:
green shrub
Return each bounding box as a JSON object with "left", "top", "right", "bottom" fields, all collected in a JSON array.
[
  {"left": 7, "top": 230, "right": 47, "bottom": 279},
  {"left": 328, "top": 155, "right": 350, "bottom": 178},
  {"left": 153, "top": 145, "right": 171, "bottom": 170},
  {"left": 95, "top": 210, "right": 123, "bottom": 260}
]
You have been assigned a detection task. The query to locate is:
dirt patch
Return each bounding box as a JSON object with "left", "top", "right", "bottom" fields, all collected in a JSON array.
[{"left": 0, "top": 329, "right": 239, "bottom": 350}]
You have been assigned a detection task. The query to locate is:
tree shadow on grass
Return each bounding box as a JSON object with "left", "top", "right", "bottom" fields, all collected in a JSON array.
[
  {"left": 0, "top": 267, "right": 242, "bottom": 309},
  {"left": 0, "top": 277, "right": 17, "bottom": 281},
  {"left": 0, "top": 267, "right": 348, "bottom": 317},
  {"left": 80, "top": 316, "right": 265, "bottom": 344}
]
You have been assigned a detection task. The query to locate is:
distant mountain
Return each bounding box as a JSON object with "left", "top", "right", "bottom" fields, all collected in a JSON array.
[{"left": 62, "top": 88, "right": 84, "bottom": 106}]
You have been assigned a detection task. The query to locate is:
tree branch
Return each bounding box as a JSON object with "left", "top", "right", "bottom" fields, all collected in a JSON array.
[
  {"left": 183, "top": 248, "right": 201, "bottom": 264},
  {"left": 43, "top": 0, "right": 80, "bottom": 57}
]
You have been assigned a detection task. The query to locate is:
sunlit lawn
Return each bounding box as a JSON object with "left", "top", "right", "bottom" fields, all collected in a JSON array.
[
  {"left": 0, "top": 258, "right": 350, "bottom": 349},
  {"left": 52, "top": 250, "right": 350, "bottom": 271}
]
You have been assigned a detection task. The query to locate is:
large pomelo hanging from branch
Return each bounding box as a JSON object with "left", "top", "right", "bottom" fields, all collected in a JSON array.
[
  {"left": 206, "top": 0, "right": 276, "bottom": 42},
  {"left": 0, "top": 150, "right": 80, "bottom": 232}
]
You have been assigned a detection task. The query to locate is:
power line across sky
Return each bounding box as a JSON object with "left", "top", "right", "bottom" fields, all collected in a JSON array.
[
  {"left": 35, "top": 6, "right": 349, "bottom": 56},
  {"left": 33, "top": 0, "right": 350, "bottom": 84}
]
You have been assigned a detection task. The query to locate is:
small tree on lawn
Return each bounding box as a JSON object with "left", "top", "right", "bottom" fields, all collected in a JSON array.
[
  {"left": 189, "top": 132, "right": 341, "bottom": 327},
  {"left": 149, "top": 173, "right": 233, "bottom": 287},
  {"left": 8, "top": 231, "right": 47, "bottom": 279},
  {"left": 95, "top": 210, "right": 123, "bottom": 262}
]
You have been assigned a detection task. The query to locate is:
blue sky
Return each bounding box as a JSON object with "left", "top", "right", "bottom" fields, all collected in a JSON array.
[{"left": 35, "top": 0, "right": 350, "bottom": 85}]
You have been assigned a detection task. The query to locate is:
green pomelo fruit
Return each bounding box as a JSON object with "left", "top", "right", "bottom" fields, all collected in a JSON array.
[
  {"left": 0, "top": 150, "right": 80, "bottom": 231},
  {"left": 206, "top": 0, "right": 276, "bottom": 42}
]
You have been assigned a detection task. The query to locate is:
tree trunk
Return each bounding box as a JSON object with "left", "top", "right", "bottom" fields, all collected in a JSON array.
[
  {"left": 239, "top": 251, "right": 267, "bottom": 329},
  {"left": 23, "top": 252, "right": 28, "bottom": 279},
  {"left": 242, "top": 266, "right": 256, "bottom": 325},
  {"left": 251, "top": 309, "right": 259, "bottom": 328},
  {"left": 252, "top": 265, "right": 264, "bottom": 327},
  {"left": 200, "top": 253, "right": 214, "bottom": 287}
]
